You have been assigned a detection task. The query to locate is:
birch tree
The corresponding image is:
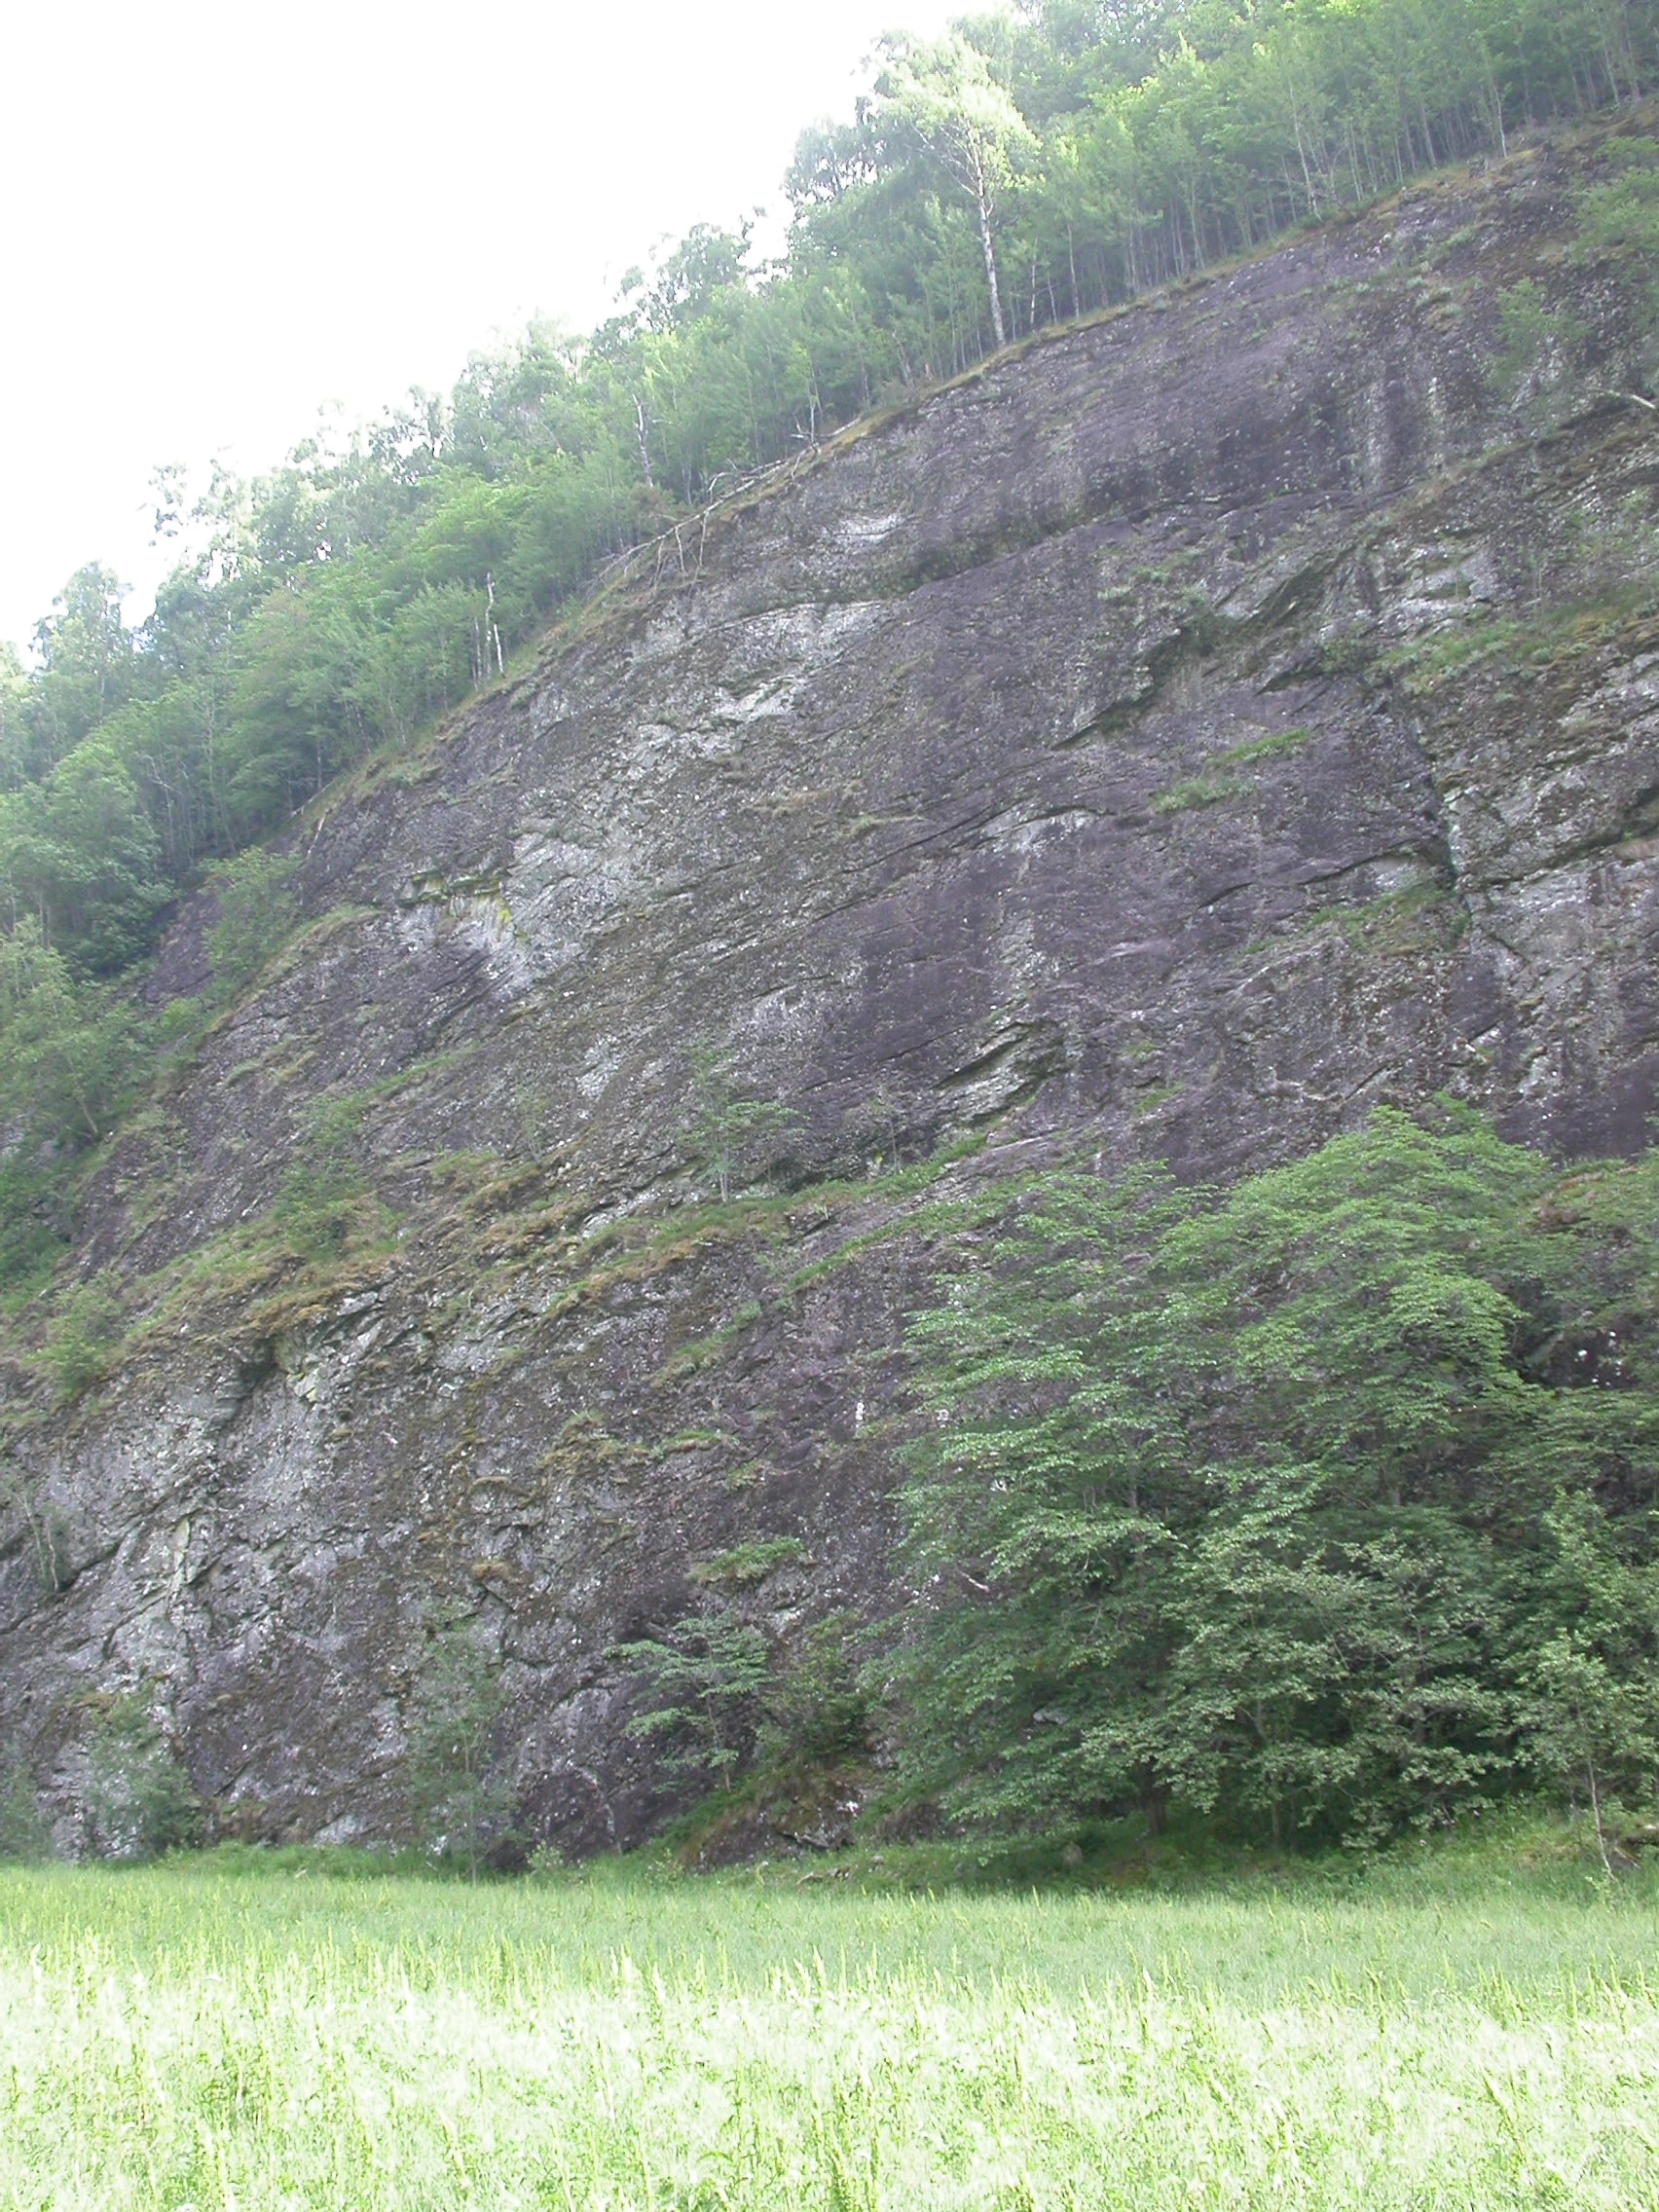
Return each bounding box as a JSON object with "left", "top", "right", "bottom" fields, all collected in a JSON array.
[{"left": 872, "top": 34, "right": 1036, "bottom": 350}]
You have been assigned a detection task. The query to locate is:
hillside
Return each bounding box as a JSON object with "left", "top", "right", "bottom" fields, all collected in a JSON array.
[{"left": 5, "top": 112, "right": 1659, "bottom": 1855}]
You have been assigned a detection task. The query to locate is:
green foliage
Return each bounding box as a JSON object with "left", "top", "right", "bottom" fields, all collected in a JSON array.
[
  {"left": 1152, "top": 771, "right": 1239, "bottom": 814},
  {"left": 890, "top": 1108, "right": 1659, "bottom": 1849},
  {"left": 264, "top": 1157, "right": 376, "bottom": 1269},
  {"left": 204, "top": 847, "right": 299, "bottom": 1007},
  {"left": 1226, "top": 725, "right": 1313, "bottom": 764},
  {"left": 403, "top": 1617, "right": 514, "bottom": 1880},
  {"left": 613, "top": 1608, "right": 771, "bottom": 1787},
  {"left": 1490, "top": 278, "right": 1584, "bottom": 405},
  {"left": 0, "top": 920, "right": 145, "bottom": 1149},
  {"left": 0, "top": 1765, "right": 52, "bottom": 1862},
  {"left": 686, "top": 1043, "right": 795, "bottom": 1202},
  {"left": 761, "top": 1613, "right": 870, "bottom": 1766},
  {"left": 83, "top": 1693, "right": 199, "bottom": 1862},
  {"left": 1519, "top": 1492, "right": 1659, "bottom": 1871},
  {"left": 42, "top": 1277, "right": 127, "bottom": 1403},
  {"left": 689, "top": 1536, "right": 807, "bottom": 1588},
  {"left": 0, "top": 742, "right": 164, "bottom": 974},
  {"left": 248, "top": 1082, "right": 399, "bottom": 1274},
  {"left": 1576, "top": 135, "right": 1659, "bottom": 319}
]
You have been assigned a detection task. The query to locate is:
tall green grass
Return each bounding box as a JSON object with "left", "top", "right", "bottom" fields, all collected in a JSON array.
[{"left": 1, "top": 1840, "right": 1656, "bottom": 2208}]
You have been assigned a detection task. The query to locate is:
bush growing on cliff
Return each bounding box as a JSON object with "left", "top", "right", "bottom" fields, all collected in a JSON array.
[
  {"left": 613, "top": 1609, "right": 771, "bottom": 1788},
  {"left": 83, "top": 1694, "right": 199, "bottom": 1862},
  {"left": 0, "top": 1765, "right": 51, "bottom": 1862},
  {"left": 1490, "top": 279, "right": 1585, "bottom": 408},
  {"left": 42, "top": 1277, "right": 127, "bottom": 1404},
  {"left": 888, "top": 1106, "right": 1659, "bottom": 1849},
  {"left": 760, "top": 1613, "right": 870, "bottom": 1767},
  {"left": 686, "top": 1045, "right": 796, "bottom": 1203},
  {"left": 203, "top": 848, "right": 299, "bottom": 1008},
  {"left": 404, "top": 1618, "right": 515, "bottom": 1880}
]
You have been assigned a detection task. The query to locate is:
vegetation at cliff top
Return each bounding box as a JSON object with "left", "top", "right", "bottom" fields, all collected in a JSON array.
[
  {"left": 0, "top": 0, "right": 1649, "bottom": 1309},
  {"left": 0, "top": 1832, "right": 1655, "bottom": 2208}
]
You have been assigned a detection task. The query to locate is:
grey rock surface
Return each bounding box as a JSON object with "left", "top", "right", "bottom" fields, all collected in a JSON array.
[{"left": 6, "top": 126, "right": 1659, "bottom": 1852}]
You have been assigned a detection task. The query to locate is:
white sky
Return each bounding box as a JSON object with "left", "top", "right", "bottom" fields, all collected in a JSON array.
[{"left": 0, "top": 0, "right": 965, "bottom": 653}]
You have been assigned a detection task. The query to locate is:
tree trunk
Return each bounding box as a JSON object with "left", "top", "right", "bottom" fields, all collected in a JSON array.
[
  {"left": 1587, "top": 1756, "right": 1615, "bottom": 1877},
  {"left": 1141, "top": 1776, "right": 1169, "bottom": 1837},
  {"left": 975, "top": 165, "right": 1008, "bottom": 349}
]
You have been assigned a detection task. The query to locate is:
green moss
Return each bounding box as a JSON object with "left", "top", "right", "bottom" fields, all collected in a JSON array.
[
  {"left": 1334, "top": 883, "right": 1465, "bottom": 954},
  {"left": 657, "top": 1300, "right": 764, "bottom": 1382},
  {"left": 689, "top": 1537, "right": 808, "bottom": 1588},
  {"left": 1225, "top": 725, "right": 1315, "bottom": 764},
  {"left": 1129, "top": 1080, "right": 1185, "bottom": 1118},
  {"left": 1151, "top": 774, "right": 1243, "bottom": 816},
  {"left": 655, "top": 1428, "right": 734, "bottom": 1456}
]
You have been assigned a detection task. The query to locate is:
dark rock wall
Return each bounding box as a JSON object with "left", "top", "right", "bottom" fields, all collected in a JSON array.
[{"left": 6, "top": 124, "right": 1659, "bottom": 1851}]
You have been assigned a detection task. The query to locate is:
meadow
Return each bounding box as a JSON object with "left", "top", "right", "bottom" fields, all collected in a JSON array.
[{"left": 0, "top": 1826, "right": 1656, "bottom": 2210}]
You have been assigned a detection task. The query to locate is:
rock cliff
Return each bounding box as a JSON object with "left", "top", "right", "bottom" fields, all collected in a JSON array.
[{"left": 6, "top": 116, "right": 1659, "bottom": 1853}]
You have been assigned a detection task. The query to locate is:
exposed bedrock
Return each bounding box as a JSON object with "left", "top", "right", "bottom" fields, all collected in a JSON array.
[{"left": 6, "top": 125, "right": 1659, "bottom": 1851}]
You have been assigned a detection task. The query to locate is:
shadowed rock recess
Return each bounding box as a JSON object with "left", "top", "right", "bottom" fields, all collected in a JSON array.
[{"left": 7, "top": 122, "right": 1659, "bottom": 1854}]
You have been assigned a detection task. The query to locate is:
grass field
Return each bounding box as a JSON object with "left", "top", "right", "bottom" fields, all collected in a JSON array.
[{"left": 1, "top": 1827, "right": 1657, "bottom": 2209}]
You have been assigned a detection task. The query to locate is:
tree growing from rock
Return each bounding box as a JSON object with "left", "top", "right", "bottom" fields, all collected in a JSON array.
[{"left": 404, "top": 1616, "right": 514, "bottom": 1880}]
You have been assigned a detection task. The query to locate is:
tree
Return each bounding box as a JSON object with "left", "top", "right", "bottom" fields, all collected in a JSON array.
[
  {"left": 204, "top": 847, "right": 299, "bottom": 1007},
  {"left": 0, "top": 920, "right": 145, "bottom": 1146},
  {"left": 0, "top": 644, "right": 28, "bottom": 793},
  {"left": 404, "top": 1616, "right": 514, "bottom": 1878},
  {"left": 612, "top": 1608, "right": 770, "bottom": 1788},
  {"left": 1521, "top": 1493, "right": 1659, "bottom": 1873},
  {"left": 891, "top": 1109, "right": 1659, "bottom": 1848},
  {"left": 885, "top": 1164, "right": 1194, "bottom": 1835},
  {"left": 9, "top": 743, "right": 165, "bottom": 972},
  {"left": 27, "top": 566, "right": 134, "bottom": 767},
  {"left": 871, "top": 34, "right": 1038, "bottom": 349},
  {"left": 687, "top": 1043, "right": 794, "bottom": 1203}
]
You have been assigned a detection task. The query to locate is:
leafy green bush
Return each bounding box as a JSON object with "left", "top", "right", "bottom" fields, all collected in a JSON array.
[
  {"left": 686, "top": 1045, "right": 795, "bottom": 1202},
  {"left": 761, "top": 1614, "right": 869, "bottom": 1766},
  {"left": 403, "top": 1617, "right": 514, "bottom": 1879},
  {"left": 689, "top": 1537, "right": 807, "bottom": 1589},
  {"left": 83, "top": 1694, "right": 199, "bottom": 1861},
  {"left": 43, "top": 1277, "right": 126, "bottom": 1403},
  {"left": 0, "top": 1763, "right": 52, "bottom": 1862},
  {"left": 1490, "top": 279, "right": 1582, "bottom": 405},
  {"left": 613, "top": 1609, "right": 770, "bottom": 1788},
  {"left": 888, "top": 1107, "right": 1659, "bottom": 1850},
  {"left": 204, "top": 847, "right": 299, "bottom": 1007}
]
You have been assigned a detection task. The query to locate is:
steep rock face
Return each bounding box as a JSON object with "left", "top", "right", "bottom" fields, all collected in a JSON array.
[{"left": 6, "top": 122, "right": 1659, "bottom": 1851}]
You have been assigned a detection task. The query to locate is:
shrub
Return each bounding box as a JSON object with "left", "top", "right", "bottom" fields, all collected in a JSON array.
[
  {"left": 204, "top": 848, "right": 300, "bottom": 1007},
  {"left": 43, "top": 1278, "right": 126, "bottom": 1404},
  {"left": 613, "top": 1608, "right": 770, "bottom": 1788},
  {"left": 0, "top": 1763, "right": 52, "bottom": 1862},
  {"left": 83, "top": 1693, "right": 198, "bottom": 1861},
  {"left": 404, "top": 1617, "right": 514, "bottom": 1878}
]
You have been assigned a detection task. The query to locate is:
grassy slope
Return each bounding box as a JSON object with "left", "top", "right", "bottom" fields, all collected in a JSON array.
[{"left": 1, "top": 1827, "right": 1657, "bottom": 2208}]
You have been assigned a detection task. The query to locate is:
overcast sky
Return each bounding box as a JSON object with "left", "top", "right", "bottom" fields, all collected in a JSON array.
[{"left": 0, "top": 0, "right": 962, "bottom": 654}]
